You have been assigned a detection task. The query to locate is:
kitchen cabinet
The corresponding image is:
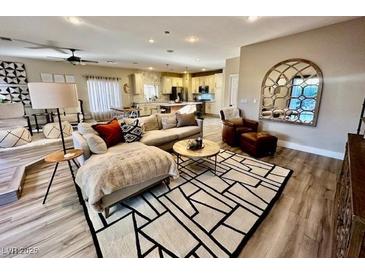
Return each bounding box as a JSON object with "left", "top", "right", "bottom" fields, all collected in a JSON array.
[
  {"left": 136, "top": 103, "right": 160, "bottom": 116},
  {"left": 172, "top": 77, "right": 183, "bottom": 87},
  {"left": 191, "top": 77, "right": 198, "bottom": 93},
  {"left": 161, "top": 76, "right": 183, "bottom": 94},
  {"left": 205, "top": 102, "right": 215, "bottom": 114},
  {"left": 131, "top": 73, "right": 143, "bottom": 95},
  {"left": 161, "top": 76, "right": 172, "bottom": 94}
]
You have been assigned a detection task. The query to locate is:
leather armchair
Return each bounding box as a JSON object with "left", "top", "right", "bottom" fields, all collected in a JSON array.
[{"left": 220, "top": 108, "right": 258, "bottom": 146}]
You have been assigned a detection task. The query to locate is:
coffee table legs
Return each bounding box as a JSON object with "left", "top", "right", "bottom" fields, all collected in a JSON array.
[
  {"left": 175, "top": 153, "right": 218, "bottom": 175},
  {"left": 214, "top": 154, "right": 217, "bottom": 175},
  {"left": 42, "top": 160, "right": 80, "bottom": 204}
]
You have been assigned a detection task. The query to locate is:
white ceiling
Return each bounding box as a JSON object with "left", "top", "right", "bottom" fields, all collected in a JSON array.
[{"left": 0, "top": 16, "right": 357, "bottom": 72}]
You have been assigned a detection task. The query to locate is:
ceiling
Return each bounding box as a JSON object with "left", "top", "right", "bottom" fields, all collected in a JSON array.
[{"left": 0, "top": 16, "right": 357, "bottom": 72}]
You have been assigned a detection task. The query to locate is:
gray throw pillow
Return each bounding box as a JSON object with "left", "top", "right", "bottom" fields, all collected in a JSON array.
[
  {"left": 84, "top": 133, "right": 107, "bottom": 154},
  {"left": 176, "top": 112, "right": 197, "bottom": 127},
  {"left": 161, "top": 113, "right": 177, "bottom": 129},
  {"left": 78, "top": 122, "right": 99, "bottom": 135}
]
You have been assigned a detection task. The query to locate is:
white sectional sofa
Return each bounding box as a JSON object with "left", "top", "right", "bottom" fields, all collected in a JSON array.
[{"left": 72, "top": 113, "right": 203, "bottom": 217}]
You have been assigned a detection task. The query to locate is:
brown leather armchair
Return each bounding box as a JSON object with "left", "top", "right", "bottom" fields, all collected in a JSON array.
[{"left": 220, "top": 107, "right": 258, "bottom": 146}]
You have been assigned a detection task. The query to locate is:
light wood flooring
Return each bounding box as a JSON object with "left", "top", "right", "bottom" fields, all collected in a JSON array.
[{"left": 0, "top": 117, "right": 341, "bottom": 257}]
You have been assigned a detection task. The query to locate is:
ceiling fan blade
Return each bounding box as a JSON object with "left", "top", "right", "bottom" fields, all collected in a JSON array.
[
  {"left": 81, "top": 60, "right": 98, "bottom": 63},
  {"left": 0, "top": 36, "right": 13, "bottom": 41},
  {"left": 26, "top": 46, "right": 49, "bottom": 49},
  {"left": 45, "top": 56, "right": 66, "bottom": 61}
]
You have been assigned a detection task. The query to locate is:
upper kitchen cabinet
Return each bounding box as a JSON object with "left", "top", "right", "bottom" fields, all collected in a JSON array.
[
  {"left": 161, "top": 76, "right": 183, "bottom": 94},
  {"left": 131, "top": 72, "right": 143, "bottom": 95},
  {"left": 172, "top": 77, "right": 183, "bottom": 87},
  {"left": 161, "top": 76, "right": 172, "bottom": 94},
  {"left": 191, "top": 77, "right": 198, "bottom": 93}
]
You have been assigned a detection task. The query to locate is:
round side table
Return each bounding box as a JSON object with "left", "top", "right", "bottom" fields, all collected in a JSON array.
[{"left": 43, "top": 149, "right": 83, "bottom": 204}]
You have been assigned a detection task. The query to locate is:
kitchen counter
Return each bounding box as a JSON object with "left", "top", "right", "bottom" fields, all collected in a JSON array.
[{"left": 158, "top": 102, "right": 202, "bottom": 107}]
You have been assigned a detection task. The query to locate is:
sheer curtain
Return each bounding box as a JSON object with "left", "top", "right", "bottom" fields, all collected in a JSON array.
[{"left": 87, "top": 77, "right": 122, "bottom": 121}]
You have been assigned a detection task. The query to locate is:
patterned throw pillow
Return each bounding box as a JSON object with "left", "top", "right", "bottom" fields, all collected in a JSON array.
[
  {"left": 121, "top": 120, "right": 143, "bottom": 143},
  {"left": 0, "top": 128, "right": 32, "bottom": 148},
  {"left": 43, "top": 121, "right": 73, "bottom": 139}
]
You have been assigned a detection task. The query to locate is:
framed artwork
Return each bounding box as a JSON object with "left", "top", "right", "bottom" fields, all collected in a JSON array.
[
  {"left": 41, "top": 73, "right": 54, "bottom": 83},
  {"left": 65, "top": 74, "right": 76, "bottom": 83},
  {"left": 54, "top": 74, "right": 65, "bottom": 83}
]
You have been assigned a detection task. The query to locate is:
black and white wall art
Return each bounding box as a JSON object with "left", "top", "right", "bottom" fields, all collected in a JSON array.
[{"left": 0, "top": 61, "right": 31, "bottom": 105}]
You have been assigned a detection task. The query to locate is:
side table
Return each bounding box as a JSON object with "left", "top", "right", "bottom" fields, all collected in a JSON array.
[{"left": 42, "top": 148, "right": 83, "bottom": 204}]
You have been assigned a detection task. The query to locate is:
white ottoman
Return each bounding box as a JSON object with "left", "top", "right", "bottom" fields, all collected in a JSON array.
[
  {"left": 0, "top": 127, "right": 32, "bottom": 148},
  {"left": 43, "top": 121, "right": 73, "bottom": 139}
]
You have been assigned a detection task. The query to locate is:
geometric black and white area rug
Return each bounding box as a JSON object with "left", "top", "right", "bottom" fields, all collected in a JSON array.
[{"left": 82, "top": 150, "right": 293, "bottom": 258}]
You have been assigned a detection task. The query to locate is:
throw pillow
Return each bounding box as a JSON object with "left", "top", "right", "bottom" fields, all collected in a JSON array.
[
  {"left": 78, "top": 122, "right": 98, "bottom": 135},
  {"left": 125, "top": 114, "right": 159, "bottom": 132},
  {"left": 121, "top": 120, "right": 143, "bottom": 143},
  {"left": 161, "top": 113, "right": 177, "bottom": 129},
  {"left": 84, "top": 134, "right": 107, "bottom": 154},
  {"left": 0, "top": 128, "right": 32, "bottom": 148},
  {"left": 92, "top": 119, "right": 124, "bottom": 147},
  {"left": 43, "top": 121, "right": 73, "bottom": 139},
  {"left": 176, "top": 112, "right": 197, "bottom": 127}
]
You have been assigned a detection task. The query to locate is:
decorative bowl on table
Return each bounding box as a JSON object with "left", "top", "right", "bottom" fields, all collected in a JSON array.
[{"left": 187, "top": 137, "right": 204, "bottom": 151}]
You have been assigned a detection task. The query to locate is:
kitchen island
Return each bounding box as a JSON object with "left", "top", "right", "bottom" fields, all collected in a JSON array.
[{"left": 159, "top": 101, "right": 203, "bottom": 113}]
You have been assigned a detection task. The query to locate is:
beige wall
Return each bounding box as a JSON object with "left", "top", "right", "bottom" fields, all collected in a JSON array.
[
  {"left": 238, "top": 18, "right": 365, "bottom": 157},
  {"left": 0, "top": 56, "right": 170, "bottom": 113},
  {"left": 223, "top": 57, "right": 240, "bottom": 107}
]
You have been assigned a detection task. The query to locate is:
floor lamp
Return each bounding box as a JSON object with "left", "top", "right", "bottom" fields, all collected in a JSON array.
[
  {"left": 28, "top": 82, "right": 79, "bottom": 154},
  {"left": 28, "top": 82, "right": 82, "bottom": 204}
]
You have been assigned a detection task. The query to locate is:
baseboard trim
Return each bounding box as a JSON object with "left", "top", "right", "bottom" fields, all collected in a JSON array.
[{"left": 277, "top": 140, "right": 344, "bottom": 160}]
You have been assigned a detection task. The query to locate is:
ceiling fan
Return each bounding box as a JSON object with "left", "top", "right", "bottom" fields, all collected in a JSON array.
[
  {"left": 0, "top": 36, "right": 98, "bottom": 65},
  {"left": 61, "top": 48, "right": 98, "bottom": 65},
  {"left": 0, "top": 36, "right": 69, "bottom": 54}
]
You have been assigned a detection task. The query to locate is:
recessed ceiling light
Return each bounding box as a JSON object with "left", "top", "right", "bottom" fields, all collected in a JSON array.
[
  {"left": 65, "top": 16, "right": 83, "bottom": 25},
  {"left": 166, "top": 49, "right": 174, "bottom": 53},
  {"left": 186, "top": 36, "right": 199, "bottom": 43},
  {"left": 148, "top": 67, "right": 153, "bottom": 70},
  {"left": 202, "top": 68, "right": 206, "bottom": 71},
  {"left": 164, "top": 30, "right": 170, "bottom": 35},
  {"left": 148, "top": 38, "right": 155, "bottom": 44},
  {"left": 247, "top": 16, "right": 259, "bottom": 22},
  {"left": 196, "top": 58, "right": 200, "bottom": 61}
]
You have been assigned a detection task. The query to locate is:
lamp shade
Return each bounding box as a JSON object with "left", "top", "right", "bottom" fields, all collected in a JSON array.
[{"left": 28, "top": 82, "right": 79, "bottom": 109}]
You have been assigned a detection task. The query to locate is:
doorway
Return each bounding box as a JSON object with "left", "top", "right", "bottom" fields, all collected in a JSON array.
[{"left": 228, "top": 74, "right": 239, "bottom": 107}]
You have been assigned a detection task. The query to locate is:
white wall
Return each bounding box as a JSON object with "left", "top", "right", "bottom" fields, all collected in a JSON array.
[
  {"left": 0, "top": 56, "right": 170, "bottom": 113},
  {"left": 238, "top": 18, "right": 365, "bottom": 158},
  {"left": 223, "top": 57, "right": 240, "bottom": 107}
]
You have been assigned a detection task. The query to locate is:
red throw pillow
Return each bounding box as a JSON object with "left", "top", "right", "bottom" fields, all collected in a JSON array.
[{"left": 92, "top": 119, "right": 124, "bottom": 147}]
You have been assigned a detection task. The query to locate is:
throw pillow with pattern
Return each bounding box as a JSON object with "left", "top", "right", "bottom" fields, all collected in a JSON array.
[{"left": 121, "top": 120, "right": 143, "bottom": 143}]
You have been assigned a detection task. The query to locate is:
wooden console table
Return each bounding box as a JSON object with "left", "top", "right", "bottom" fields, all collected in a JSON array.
[{"left": 333, "top": 134, "right": 365, "bottom": 257}]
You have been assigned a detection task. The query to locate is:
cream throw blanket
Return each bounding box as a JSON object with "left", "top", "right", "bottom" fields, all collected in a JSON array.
[{"left": 76, "top": 142, "right": 178, "bottom": 211}]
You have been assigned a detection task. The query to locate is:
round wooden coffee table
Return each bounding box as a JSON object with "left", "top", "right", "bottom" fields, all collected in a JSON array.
[{"left": 173, "top": 139, "right": 220, "bottom": 175}]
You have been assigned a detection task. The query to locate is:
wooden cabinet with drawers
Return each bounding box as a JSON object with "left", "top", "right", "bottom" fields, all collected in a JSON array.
[{"left": 332, "top": 134, "right": 365, "bottom": 257}]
